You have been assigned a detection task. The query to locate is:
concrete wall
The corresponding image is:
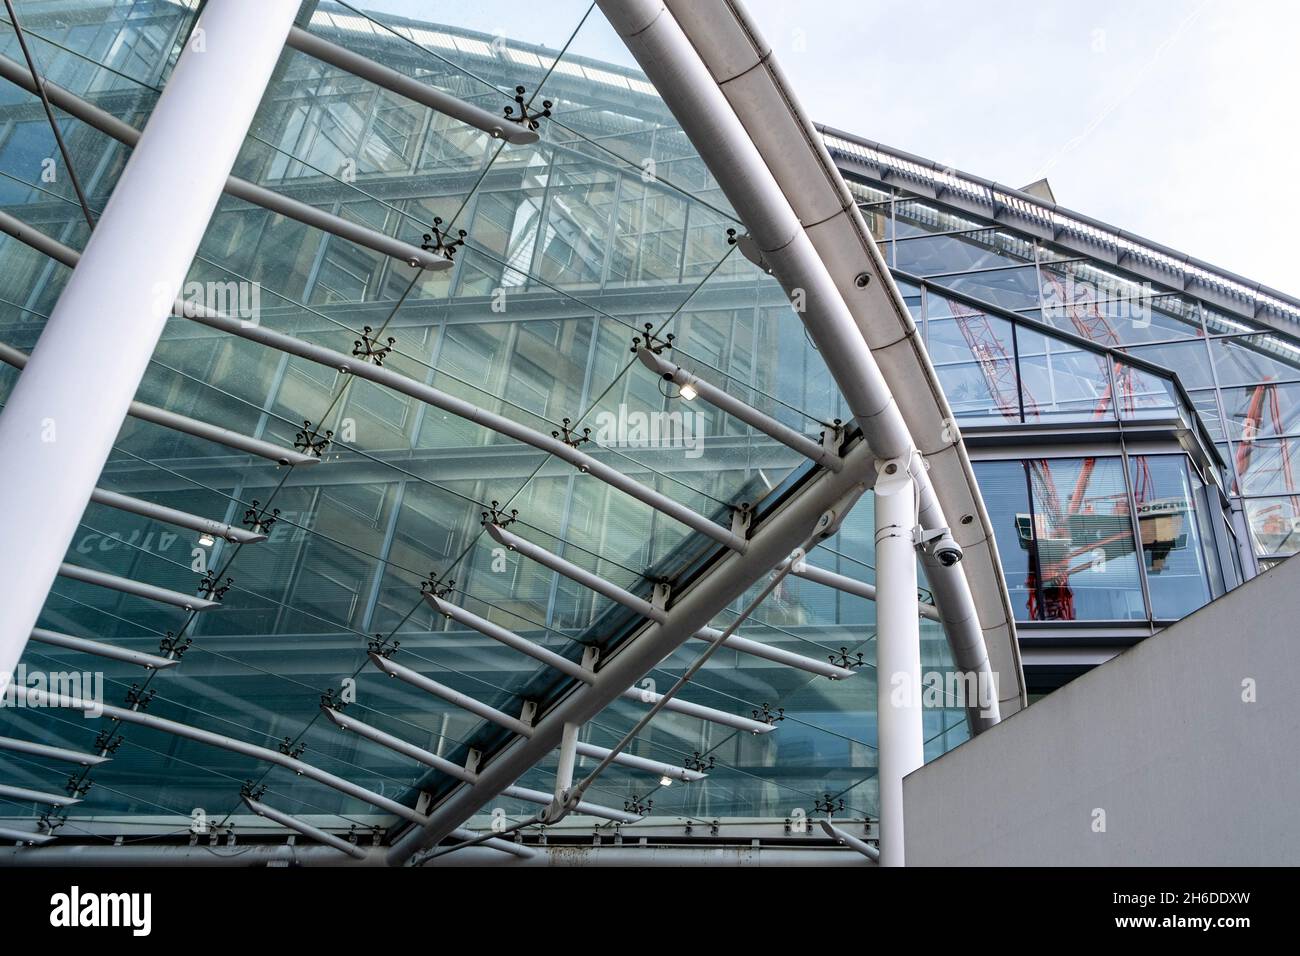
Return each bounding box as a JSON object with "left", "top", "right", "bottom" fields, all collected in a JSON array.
[{"left": 906, "top": 555, "right": 1300, "bottom": 865}]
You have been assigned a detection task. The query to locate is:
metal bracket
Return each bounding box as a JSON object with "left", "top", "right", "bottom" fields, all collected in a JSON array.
[
  {"left": 580, "top": 644, "right": 600, "bottom": 672},
  {"left": 367, "top": 633, "right": 400, "bottom": 659},
  {"left": 481, "top": 499, "right": 519, "bottom": 529},
  {"left": 124, "top": 683, "right": 156, "bottom": 710},
  {"left": 819, "top": 419, "right": 843, "bottom": 458},
  {"left": 730, "top": 501, "right": 752, "bottom": 538},
  {"left": 726, "top": 228, "right": 772, "bottom": 274},
  {"left": 420, "top": 216, "right": 466, "bottom": 261},
  {"left": 829, "top": 646, "right": 865, "bottom": 669},
  {"left": 159, "top": 631, "right": 192, "bottom": 660},
  {"left": 241, "top": 780, "right": 268, "bottom": 801},
  {"left": 551, "top": 417, "right": 591, "bottom": 449},
  {"left": 519, "top": 700, "right": 538, "bottom": 728},
  {"left": 503, "top": 84, "right": 552, "bottom": 132},
  {"left": 630, "top": 322, "right": 674, "bottom": 355},
  {"left": 294, "top": 419, "right": 333, "bottom": 457},
  {"left": 420, "top": 571, "right": 456, "bottom": 600},
  {"left": 624, "top": 795, "right": 653, "bottom": 815},
  {"left": 815, "top": 794, "right": 845, "bottom": 816},
  {"left": 685, "top": 751, "right": 715, "bottom": 773},
  {"left": 198, "top": 573, "right": 233, "bottom": 602},
  {"left": 242, "top": 499, "right": 280, "bottom": 534},
  {"left": 352, "top": 325, "right": 395, "bottom": 366},
  {"left": 463, "top": 749, "right": 481, "bottom": 776},
  {"left": 651, "top": 580, "right": 671, "bottom": 613}
]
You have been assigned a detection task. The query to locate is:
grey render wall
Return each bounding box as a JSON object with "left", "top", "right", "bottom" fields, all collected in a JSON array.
[{"left": 905, "top": 555, "right": 1300, "bottom": 866}]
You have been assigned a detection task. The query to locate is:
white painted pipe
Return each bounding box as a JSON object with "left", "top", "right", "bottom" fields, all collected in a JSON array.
[
  {"left": 0, "top": 0, "right": 302, "bottom": 695},
  {"left": 872, "top": 458, "right": 924, "bottom": 867}
]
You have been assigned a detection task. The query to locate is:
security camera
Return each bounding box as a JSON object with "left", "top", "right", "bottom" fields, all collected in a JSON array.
[
  {"left": 915, "top": 526, "right": 963, "bottom": 566},
  {"left": 934, "top": 532, "right": 964, "bottom": 567}
]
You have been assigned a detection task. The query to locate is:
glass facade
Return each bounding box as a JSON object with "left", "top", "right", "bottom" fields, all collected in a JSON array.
[{"left": 0, "top": 0, "right": 1293, "bottom": 844}]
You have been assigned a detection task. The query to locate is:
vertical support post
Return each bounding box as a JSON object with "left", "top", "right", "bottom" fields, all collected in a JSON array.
[
  {"left": 554, "top": 722, "right": 580, "bottom": 799},
  {"left": 873, "top": 456, "right": 924, "bottom": 867},
  {"left": 0, "top": 0, "right": 300, "bottom": 694}
]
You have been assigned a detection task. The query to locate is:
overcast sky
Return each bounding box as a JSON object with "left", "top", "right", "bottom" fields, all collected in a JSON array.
[
  {"left": 739, "top": 0, "right": 1299, "bottom": 296},
  {"left": 372, "top": 0, "right": 1299, "bottom": 296}
]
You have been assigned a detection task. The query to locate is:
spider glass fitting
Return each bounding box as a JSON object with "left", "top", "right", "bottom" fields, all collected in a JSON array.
[
  {"left": 294, "top": 420, "right": 333, "bottom": 457},
  {"left": 753, "top": 702, "right": 786, "bottom": 725},
  {"left": 124, "top": 683, "right": 156, "bottom": 710},
  {"left": 630, "top": 322, "right": 674, "bottom": 355},
  {"left": 198, "top": 573, "right": 233, "bottom": 602},
  {"left": 421, "top": 216, "right": 466, "bottom": 261},
  {"left": 624, "top": 795, "right": 653, "bottom": 815},
  {"left": 685, "top": 751, "right": 716, "bottom": 773},
  {"left": 240, "top": 780, "right": 268, "bottom": 801},
  {"left": 481, "top": 499, "right": 519, "bottom": 528},
  {"left": 242, "top": 499, "right": 280, "bottom": 534},
  {"left": 552, "top": 417, "right": 591, "bottom": 449},
  {"left": 368, "top": 633, "right": 401, "bottom": 660},
  {"left": 64, "top": 776, "right": 92, "bottom": 799},
  {"left": 815, "top": 794, "right": 846, "bottom": 816},
  {"left": 504, "top": 85, "right": 552, "bottom": 132},
  {"left": 829, "top": 647, "right": 866, "bottom": 669},
  {"left": 159, "top": 632, "right": 192, "bottom": 660},
  {"left": 278, "top": 737, "right": 306, "bottom": 760},
  {"left": 352, "top": 326, "right": 395, "bottom": 366},
  {"left": 420, "top": 571, "right": 456, "bottom": 600}
]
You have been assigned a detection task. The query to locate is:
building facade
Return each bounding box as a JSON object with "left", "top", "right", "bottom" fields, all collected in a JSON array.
[{"left": 0, "top": 0, "right": 1294, "bottom": 853}]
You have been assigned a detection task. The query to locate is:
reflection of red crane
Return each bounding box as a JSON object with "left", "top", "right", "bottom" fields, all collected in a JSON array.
[
  {"left": 1235, "top": 380, "right": 1300, "bottom": 543},
  {"left": 950, "top": 279, "right": 1145, "bottom": 619}
]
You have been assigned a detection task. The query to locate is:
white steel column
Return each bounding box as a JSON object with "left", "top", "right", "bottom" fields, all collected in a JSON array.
[
  {"left": 0, "top": 0, "right": 299, "bottom": 694},
  {"left": 873, "top": 456, "right": 925, "bottom": 867}
]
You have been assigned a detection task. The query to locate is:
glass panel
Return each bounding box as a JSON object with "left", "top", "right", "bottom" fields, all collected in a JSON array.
[
  {"left": 1219, "top": 383, "right": 1300, "bottom": 440},
  {"left": 925, "top": 294, "right": 1021, "bottom": 424},
  {"left": 1209, "top": 335, "right": 1300, "bottom": 387},
  {"left": 1130, "top": 456, "right": 1212, "bottom": 619},
  {"left": 1123, "top": 340, "right": 1216, "bottom": 389},
  {"left": 1243, "top": 497, "right": 1300, "bottom": 557},
  {"left": 972, "top": 460, "right": 1036, "bottom": 621},
  {"left": 1016, "top": 327, "right": 1115, "bottom": 423},
  {"left": 1235, "top": 438, "right": 1300, "bottom": 496}
]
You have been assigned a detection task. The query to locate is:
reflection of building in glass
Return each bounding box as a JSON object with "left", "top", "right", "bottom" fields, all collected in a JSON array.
[{"left": 0, "top": 0, "right": 1295, "bottom": 844}]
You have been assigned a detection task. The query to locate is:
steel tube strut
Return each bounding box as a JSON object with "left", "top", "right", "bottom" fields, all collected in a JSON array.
[
  {"left": 0, "top": 735, "right": 110, "bottom": 767},
  {"left": 88, "top": 488, "right": 266, "bottom": 545},
  {"left": 0, "top": 329, "right": 315, "bottom": 469},
  {"left": 0, "top": 783, "right": 80, "bottom": 808},
  {"left": 0, "top": 217, "right": 741, "bottom": 552},
  {"left": 387, "top": 437, "right": 877, "bottom": 865},
  {"left": 430, "top": 590, "right": 851, "bottom": 683},
  {"left": 372, "top": 647, "right": 754, "bottom": 734},
  {"left": 635, "top": 347, "right": 840, "bottom": 470},
  {"left": 617, "top": 686, "right": 774, "bottom": 734},
  {"left": 0, "top": 53, "right": 450, "bottom": 271},
  {"left": 319, "top": 706, "right": 637, "bottom": 822},
  {"left": 599, "top": 0, "right": 1000, "bottom": 732},
  {"left": 873, "top": 458, "right": 924, "bottom": 867},
  {"left": 791, "top": 561, "right": 942, "bottom": 622},
  {"left": 57, "top": 563, "right": 219, "bottom": 612},
  {"left": 7, "top": 683, "right": 527, "bottom": 859},
  {"left": 29, "top": 628, "right": 179, "bottom": 670},
  {"left": 243, "top": 796, "right": 368, "bottom": 860},
  {"left": 819, "top": 819, "right": 880, "bottom": 863},
  {"left": 0, "top": 826, "right": 54, "bottom": 846},
  {"left": 285, "top": 27, "right": 539, "bottom": 145}
]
